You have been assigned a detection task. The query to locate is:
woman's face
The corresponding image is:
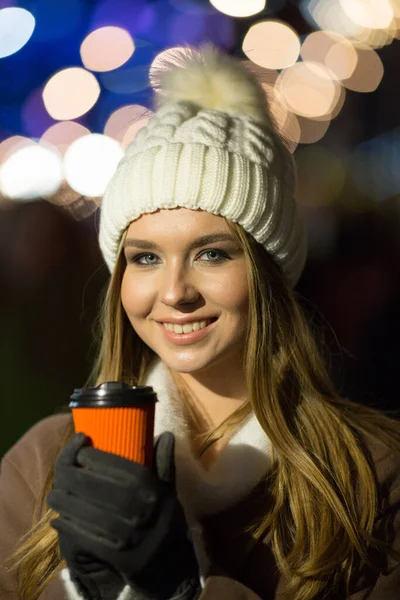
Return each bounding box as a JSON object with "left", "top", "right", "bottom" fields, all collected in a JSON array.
[{"left": 121, "top": 208, "right": 249, "bottom": 375}]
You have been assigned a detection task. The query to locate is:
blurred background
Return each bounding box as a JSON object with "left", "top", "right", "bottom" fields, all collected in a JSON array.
[{"left": 0, "top": 0, "right": 399, "bottom": 459}]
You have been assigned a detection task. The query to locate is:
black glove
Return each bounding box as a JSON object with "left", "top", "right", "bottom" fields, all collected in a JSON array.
[{"left": 47, "top": 432, "right": 201, "bottom": 600}]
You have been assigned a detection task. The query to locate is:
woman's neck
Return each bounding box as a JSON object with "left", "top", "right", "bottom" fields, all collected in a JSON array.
[{"left": 169, "top": 369, "right": 247, "bottom": 470}]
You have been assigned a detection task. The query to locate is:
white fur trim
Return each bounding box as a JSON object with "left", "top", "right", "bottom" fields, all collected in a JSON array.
[
  {"left": 60, "top": 568, "right": 139, "bottom": 600},
  {"left": 145, "top": 357, "right": 272, "bottom": 519},
  {"left": 116, "top": 585, "right": 139, "bottom": 600},
  {"left": 60, "top": 568, "right": 86, "bottom": 600},
  {"left": 60, "top": 567, "right": 201, "bottom": 600}
]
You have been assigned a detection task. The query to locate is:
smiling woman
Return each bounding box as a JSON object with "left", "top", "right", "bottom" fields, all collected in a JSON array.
[
  {"left": 120, "top": 208, "right": 249, "bottom": 402},
  {"left": 1, "top": 43, "right": 400, "bottom": 600}
]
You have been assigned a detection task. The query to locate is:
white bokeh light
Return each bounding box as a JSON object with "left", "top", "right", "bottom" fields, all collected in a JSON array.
[
  {"left": 0, "top": 143, "right": 63, "bottom": 200},
  {"left": 243, "top": 21, "right": 300, "bottom": 70},
  {"left": 80, "top": 26, "right": 135, "bottom": 72},
  {"left": 210, "top": 0, "right": 265, "bottom": 18},
  {"left": 0, "top": 8, "right": 35, "bottom": 58},
  {"left": 43, "top": 68, "right": 101, "bottom": 120},
  {"left": 339, "top": 0, "right": 393, "bottom": 30},
  {"left": 64, "top": 134, "right": 124, "bottom": 197}
]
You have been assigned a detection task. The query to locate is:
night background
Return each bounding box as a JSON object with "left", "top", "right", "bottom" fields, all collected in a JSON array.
[{"left": 0, "top": 0, "right": 399, "bottom": 458}]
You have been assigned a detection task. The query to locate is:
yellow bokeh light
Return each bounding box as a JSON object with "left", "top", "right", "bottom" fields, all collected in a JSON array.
[
  {"left": 276, "top": 62, "right": 341, "bottom": 119},
  {"left": 297, "top": 115, "right": 331, "bottom": 144},
  {"left": 43, "top": 68, "right": 101, "bottom": 120},
  {"left": 338, "top": 0, "right": 393, "bottom": 30},
  {"left": 341, "top": 44, "right": 384, "bottom": 92},
  {"left": 301, "top": 31, "right": 358, "bottom": 81},
  {"left": 210, "top": 0, "right": 265, "bottom": 18},
  {"left": 80, "top": 26, "right": 135, "bottom": 72},
  {"left": 243, "top": 20, "right": 300, "bottom": 70}
]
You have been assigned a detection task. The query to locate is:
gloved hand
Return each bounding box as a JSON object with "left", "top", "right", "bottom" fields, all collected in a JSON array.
[{"left": 47, "top": 432, "right": 201, "bottom": 600}]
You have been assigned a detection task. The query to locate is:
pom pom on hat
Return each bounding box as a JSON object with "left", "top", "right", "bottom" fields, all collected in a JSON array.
[{"left": 149, "top": 43, "right": 272, "bottom": 124}]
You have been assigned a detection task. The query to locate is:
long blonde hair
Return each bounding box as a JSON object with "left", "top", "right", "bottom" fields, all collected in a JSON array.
[{"left": 8, "top": 217, "right": 400, "bottom": 600}]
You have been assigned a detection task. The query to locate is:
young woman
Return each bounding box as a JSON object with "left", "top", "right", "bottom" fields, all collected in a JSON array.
[{"left": 1, "top": 44, "right": 400, "bottom": 600}]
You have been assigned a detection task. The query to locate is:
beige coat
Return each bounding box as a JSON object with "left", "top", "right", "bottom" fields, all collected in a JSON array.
[{"left": 1, "top": 413, "right": 400, "bottom": 599}]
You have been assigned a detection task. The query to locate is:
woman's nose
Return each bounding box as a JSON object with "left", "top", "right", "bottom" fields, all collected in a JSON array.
[{"left": 158, "top": 265, "right": 200, "bottom": 306}]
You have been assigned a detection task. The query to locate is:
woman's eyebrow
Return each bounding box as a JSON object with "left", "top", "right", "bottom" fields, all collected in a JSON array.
[{"left": 123, "top": 233, "right": 237, "bottom": 251}]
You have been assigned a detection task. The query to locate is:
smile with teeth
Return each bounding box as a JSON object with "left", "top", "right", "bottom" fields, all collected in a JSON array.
[{"left": 162, "top": 319, "right": 215, "bottom": 334}]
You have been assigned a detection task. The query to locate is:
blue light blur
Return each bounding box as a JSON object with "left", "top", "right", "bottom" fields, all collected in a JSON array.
[
  {"left": 349, "top": 129, "right": 400, "bottom": 201},
  {"left": 0, "top": 7, "right": 35, "bottom": 58}
]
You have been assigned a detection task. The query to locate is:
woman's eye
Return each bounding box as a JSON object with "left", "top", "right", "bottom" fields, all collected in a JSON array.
[{"left": 128, "top": 249, "right": 230, "bottom": 266}]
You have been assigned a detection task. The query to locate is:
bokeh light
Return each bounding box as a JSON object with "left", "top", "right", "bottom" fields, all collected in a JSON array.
[
  {"left": 99, "top": 64, "right": 150, "bottom": 95},
  {"left": 297, "top": 115, "right": 331, "bottom": 144},
  {"left": 64, "top": 134, "right": 124, "bottom": 197},
  {"left": 275, "top": 62, "right": 341, "bottom": 119},
  {"left": 122, "top": 116, "right": 152, "bottom": 148},
  {"left": 104, "top": 104, "right": 153, "bottom": 146},
  {"left": 300, "top": 31, "right": 358, "bottom": 81},
  {"left": 255, "top": 71, "right": 300, "bottom": 153},
  {"left": 338, "top": 0, "right": 393, "bottom": 30},
  {"left": 302, "top": 0, "right": 368, "bottom": 38},
  {"left": 243, "top": 21, "right": 300, "bottom": 70},
  {"left": 40, "top": 122, "right": 91, "bottom": 156},
  {"left": 46, "top": 180, "right": 81, "bottom": 207},
  {"left": 0, "top": 7, "right": 35, "bottom": 58},
  {"left": 0, "top": 136, "right": 36, "bottom": 166},
  {"left": 63, "top": 196, "right": 100, "bottom": 221},
  {"left": 349, "top": 129, "right": 400, "bottom": 201},
  {"left": 80, "top": 27, "right": 135, "bottom": 72},
  {"left": 43, "top": 68, "right": 101, "bottom": 120},
  {"left": 210, "top": 0, "right": 265, "bottom": 18},
  {"left": 341, "top": 44, "right": 384, "bottom": 92},
  {"left": 302, "top": 0, "right": 399, "bottom": 49},
  {"left": 0, "top": 143, "right": 63, "bottom": 200}
]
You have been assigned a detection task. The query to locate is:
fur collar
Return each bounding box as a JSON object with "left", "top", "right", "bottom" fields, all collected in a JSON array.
[{"left": 144, "top": 356, "right": 272, "bottom": 521}]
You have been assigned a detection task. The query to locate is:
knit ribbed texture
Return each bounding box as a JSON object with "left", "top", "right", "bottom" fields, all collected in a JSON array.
[{"left": 99, "top": 78, "right": 307, "bottom": 287}]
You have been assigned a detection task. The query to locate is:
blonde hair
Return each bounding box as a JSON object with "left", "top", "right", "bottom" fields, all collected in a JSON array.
[{"left": 8, "top": 218, "right": 400, "bottom": 600}]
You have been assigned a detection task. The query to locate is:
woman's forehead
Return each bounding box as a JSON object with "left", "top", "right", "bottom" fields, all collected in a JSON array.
[{"left": 126, "top": 208, "right": 229, "bottom": 237}]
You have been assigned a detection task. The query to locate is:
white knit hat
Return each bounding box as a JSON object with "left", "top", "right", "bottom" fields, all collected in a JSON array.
[{"left": 99, "top": 44, "right": 307, "bottom": 287}]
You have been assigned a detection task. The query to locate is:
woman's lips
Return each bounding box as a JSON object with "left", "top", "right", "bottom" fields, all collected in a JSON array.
[{"left": 158, "top": 318, "right": 218, "bottom": 345}]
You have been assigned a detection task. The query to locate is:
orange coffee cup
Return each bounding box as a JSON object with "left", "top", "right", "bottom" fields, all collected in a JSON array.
[{"left": 69, "top": 382, "right": 158, "bottom": 468}]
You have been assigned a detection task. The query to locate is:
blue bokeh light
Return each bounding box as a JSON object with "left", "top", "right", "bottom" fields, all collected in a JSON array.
[{"left": 0, "top": 7, "right": 35, "bottom": 58}]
